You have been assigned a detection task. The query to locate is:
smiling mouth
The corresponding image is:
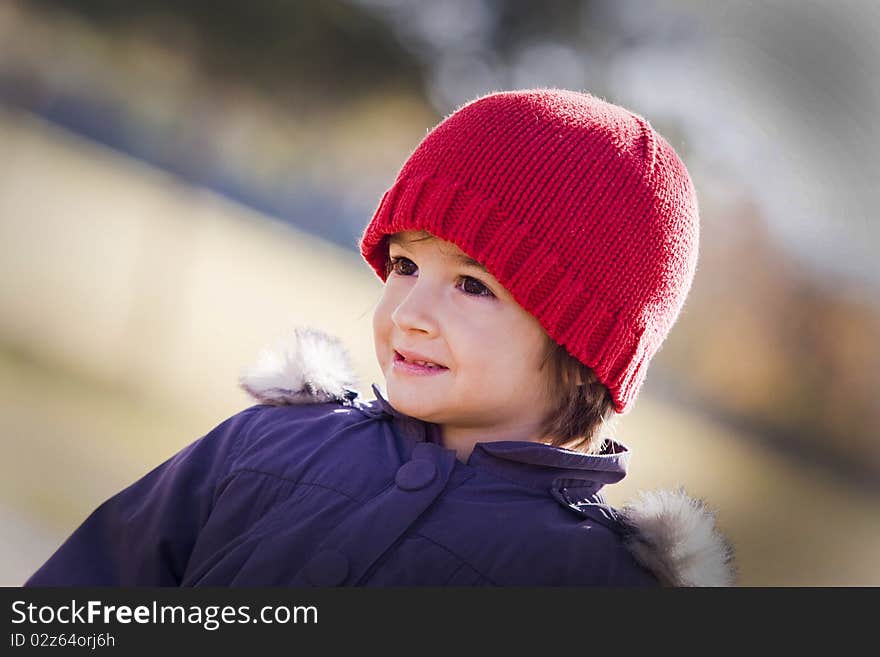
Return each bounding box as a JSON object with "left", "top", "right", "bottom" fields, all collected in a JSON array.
[{"left": 393, "top": 351, "right": 449, "bottom": 370}]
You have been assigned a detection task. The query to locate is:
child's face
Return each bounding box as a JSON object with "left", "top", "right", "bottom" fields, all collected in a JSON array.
[{"left": 373, "top": 230, "right": 556, "bottom": 442}]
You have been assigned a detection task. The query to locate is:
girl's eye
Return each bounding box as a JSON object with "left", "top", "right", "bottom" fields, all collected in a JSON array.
[
  {"left": 389, "top": 256, "right": 417, "bottom": 276},
  {"left": 388, "top": 256, "right": 495, "bottom": 298},
  {"left": 459, "top": 276, "right": 494, "bottom": 298}
]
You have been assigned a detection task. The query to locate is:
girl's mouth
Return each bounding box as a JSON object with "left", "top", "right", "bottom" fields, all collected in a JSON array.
[{"left": 393, "top": 351, "right": 449, "bottom": 376}]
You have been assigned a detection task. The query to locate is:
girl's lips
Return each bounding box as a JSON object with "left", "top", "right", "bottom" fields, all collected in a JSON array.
[{"left": 392, "top": 351, "right": 449, "bottom": 376}]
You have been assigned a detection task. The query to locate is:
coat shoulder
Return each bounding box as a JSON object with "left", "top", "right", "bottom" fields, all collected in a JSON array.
[
  {"left": 559, "top": 489, "right": 736, "bottom": 586},
  {"left": 557, "top": 516, "right": 662, "bottom": 586}
]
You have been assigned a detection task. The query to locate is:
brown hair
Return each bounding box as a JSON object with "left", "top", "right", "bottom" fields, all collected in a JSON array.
[{"left": 535, "top": 337, "right": 619, "bottom": 455}]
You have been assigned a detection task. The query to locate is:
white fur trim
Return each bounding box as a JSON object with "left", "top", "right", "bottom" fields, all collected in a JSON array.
[
  {"left": 239, "top": 326, "right": 360, "bottom": 405},
  {"left": 619, "top": 487, "right": 737, "bottom": 587}
]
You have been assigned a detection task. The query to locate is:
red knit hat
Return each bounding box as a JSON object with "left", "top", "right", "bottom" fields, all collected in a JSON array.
[{"left": 360, "top": 88, "right": 699, "bottom": 415}]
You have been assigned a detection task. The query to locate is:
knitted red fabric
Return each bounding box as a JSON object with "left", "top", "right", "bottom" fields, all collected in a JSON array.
[{"left": 360, "top": 88, "right": 699, "bottom": 415}]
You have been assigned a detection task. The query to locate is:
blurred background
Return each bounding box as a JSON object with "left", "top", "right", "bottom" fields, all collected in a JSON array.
[{"left": 2, "top": 0, "right": 878, "bottom": 586}]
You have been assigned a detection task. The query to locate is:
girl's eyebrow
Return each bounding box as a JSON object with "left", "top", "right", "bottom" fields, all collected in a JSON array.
[{"left": 450, "top": 253, "right": 490, "bottom": 274}]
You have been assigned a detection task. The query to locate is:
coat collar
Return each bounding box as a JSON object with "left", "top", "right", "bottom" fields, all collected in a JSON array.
[
  {"left": 367, "top": 382, "right": 629, "bottom": 503},
  {"left": 240, "top": 326, "right": 737, "bottom": 586}
]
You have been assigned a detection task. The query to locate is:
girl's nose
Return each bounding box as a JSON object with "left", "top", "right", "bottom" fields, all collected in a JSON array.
[{"left": 391, "top": 280, "right": 439, "bottom": 335}]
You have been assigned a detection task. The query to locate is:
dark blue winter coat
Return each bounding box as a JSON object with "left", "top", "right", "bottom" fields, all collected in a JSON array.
[{"left": 25, "top": 328, "right": 735, "bottom": 587}]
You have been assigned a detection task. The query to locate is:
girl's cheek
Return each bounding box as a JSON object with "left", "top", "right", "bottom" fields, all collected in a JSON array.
[{"left": 376, "top": 287, "right": 407, "bottom": 326}]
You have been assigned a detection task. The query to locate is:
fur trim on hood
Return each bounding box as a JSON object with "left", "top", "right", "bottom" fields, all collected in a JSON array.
[
  {"left": 618, "top": 489, "right": 736, "bottom": 586},
  {"left": 239, "top": 327, "right": 360, "bottom": 405},
  {"left": 239, "top": 326, "right": 737, "bottom": 587}
]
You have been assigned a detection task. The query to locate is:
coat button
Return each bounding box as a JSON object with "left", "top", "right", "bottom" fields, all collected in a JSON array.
[
  {"left": 304, "top": 549, "right": 349, "bottom": 586},
  {"left": 395, "top": 459, "right": 437, "bottom": 491}
]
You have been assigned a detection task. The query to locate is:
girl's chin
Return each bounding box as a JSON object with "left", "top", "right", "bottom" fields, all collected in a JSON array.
[{"left": 386, "top": 389, "right": 441, "bottom": 416}]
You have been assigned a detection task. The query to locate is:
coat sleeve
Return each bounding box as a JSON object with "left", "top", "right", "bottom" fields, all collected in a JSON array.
[{"left": 23, "top": 406, "right": 262, "bottom": 586}]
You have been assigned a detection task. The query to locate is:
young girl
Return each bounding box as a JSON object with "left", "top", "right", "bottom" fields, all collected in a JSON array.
[{"left": 25, "top": 88, "right": 735, "bottom": 587}]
